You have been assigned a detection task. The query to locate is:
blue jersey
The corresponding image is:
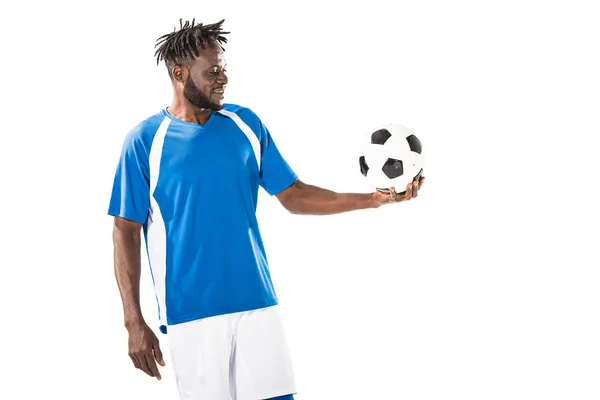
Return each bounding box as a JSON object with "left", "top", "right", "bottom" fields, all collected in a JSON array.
[{"left": 107, "top": 104, "right": 297, "bottom": 333}]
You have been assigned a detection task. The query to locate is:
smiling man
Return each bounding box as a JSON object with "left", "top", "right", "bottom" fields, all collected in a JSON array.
[{"left": 108, "top": 19, "right": 424, "bottom": 400}]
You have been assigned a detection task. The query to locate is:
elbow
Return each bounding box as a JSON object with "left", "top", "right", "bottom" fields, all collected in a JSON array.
[
  {"left": 281, "top": 198, "right": 301, "bottom": 215},
  {"left": 287, "top": 207, "right": 302, "bottom": 215}
]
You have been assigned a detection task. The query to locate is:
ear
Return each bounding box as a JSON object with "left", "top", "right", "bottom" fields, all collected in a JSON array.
[{"left": 172, "top": 64, "right": 186, "bottom": 82}]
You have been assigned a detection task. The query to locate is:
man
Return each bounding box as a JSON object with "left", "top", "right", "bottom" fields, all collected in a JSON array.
[{"left": 108, "top": 19, "right": 424, "bottom": 400}]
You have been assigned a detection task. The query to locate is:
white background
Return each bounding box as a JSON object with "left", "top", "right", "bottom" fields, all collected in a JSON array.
[{"left": 1, "top": 0, "right": 599, "bottom": 399}]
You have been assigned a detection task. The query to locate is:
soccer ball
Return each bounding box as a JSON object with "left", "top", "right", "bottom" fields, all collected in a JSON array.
[{"left": 359, "top": 123, "right": 424, "bottom": 193}]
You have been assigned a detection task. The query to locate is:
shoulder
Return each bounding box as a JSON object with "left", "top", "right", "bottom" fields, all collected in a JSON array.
[
  {"left": 123, "top": 110, "right": 168, "bottom": 151},
  {"left": 220, "top": 103, "right": 262, "bottom": 126}
]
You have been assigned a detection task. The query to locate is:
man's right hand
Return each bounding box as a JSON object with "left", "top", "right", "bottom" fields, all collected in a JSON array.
[{"left": 127, "top": 322, "right": 165, "bottom": 380}]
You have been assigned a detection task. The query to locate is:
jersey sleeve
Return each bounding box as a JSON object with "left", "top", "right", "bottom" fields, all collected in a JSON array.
[
  {"left": 258, "top": 122, "right": 298, "bottom": 195},
  {"left": 107, "top": 130, "right": 151, "bottom": 224}
]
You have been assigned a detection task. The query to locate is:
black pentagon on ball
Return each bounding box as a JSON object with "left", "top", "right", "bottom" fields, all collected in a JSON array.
[
  {"left": 406, "top": 134, "right": 422, "bottom": 154},
  {"left": 382, "top": 158, "right": 403, "bottom": 179},
  {"left": 359, "top": 156, "right": 369, "bottom": 176},
  {"left": 371, "top": 129, "right": 392, "bottom": 145}
]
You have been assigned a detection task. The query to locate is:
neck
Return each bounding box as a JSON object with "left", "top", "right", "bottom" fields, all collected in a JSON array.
[{"left": 167, "top": 97, "right": 213, "bottom": 125}]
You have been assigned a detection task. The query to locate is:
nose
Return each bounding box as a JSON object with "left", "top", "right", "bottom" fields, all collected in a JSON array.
[{"left": 217, "top": 70, "right": 228, "bottom": 84}]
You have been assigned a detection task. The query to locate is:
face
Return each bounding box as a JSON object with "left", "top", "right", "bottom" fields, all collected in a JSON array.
[{"left": 179, "top": 44, "right": 228, "bottom": 111}]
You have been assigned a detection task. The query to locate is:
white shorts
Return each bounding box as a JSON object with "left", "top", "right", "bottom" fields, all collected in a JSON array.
[{"left": 167, "top": 305, "right": 297, "bottom": 400}]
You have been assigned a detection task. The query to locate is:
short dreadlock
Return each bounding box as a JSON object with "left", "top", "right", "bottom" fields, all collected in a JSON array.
[{"left": 154, "top": 18, "right": 229, "bottom": 77}]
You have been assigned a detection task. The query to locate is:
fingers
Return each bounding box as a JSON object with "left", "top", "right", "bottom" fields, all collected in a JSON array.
[
  {"left": 388, "top": 177, "right": 424, "bottom": 205},
  {"left": 403, "top": 182, "right": 413, "bottom": 201},
  {"left": 137, "top": 352, "right": 155, "bottom": 378},
  {"left": 405, "top": 178, "right": 423, "bottom": 200},
  {"left": 129, "top": 353, "right": 140, "bottom": 369},
  {"left": 138, "top": 349, "right": 161, "bottom": 379},
  {"left": 154, "top": 342, "right": 166, "bottom": 367},
  {"left": 130, "top": 350, "right": 150, "bottom": 375},
  {"left": 144, "top": 351, "right": 162, "bottom": 380},
  {"left": 389, "top": 186, "right": 397, "bottom": 202},
  {"left": 129, "top": 347, "right": 162, "bottom": 380}
]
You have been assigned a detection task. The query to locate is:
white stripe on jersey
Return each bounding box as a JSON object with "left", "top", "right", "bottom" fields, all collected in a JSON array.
[
  {"left": 146, "top": 116, "right": 171, "bottom": 329},
  {"left": 218, "top": 109, "right": 262, "bottom": 169}
]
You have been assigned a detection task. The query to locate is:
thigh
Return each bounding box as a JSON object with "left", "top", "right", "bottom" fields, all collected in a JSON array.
[
  {"left": 233, "top": 306, "right": 297, "bottom": 400},
  {"left": 167, "top": 315, "right": 236, "bottom": 400}
]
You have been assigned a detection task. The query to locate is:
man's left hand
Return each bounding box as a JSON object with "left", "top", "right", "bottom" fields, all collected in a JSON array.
[{"left": 372, "top": 176, "right": 425, "bottom": 207}]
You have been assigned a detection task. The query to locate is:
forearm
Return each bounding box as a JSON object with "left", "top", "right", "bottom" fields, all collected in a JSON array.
[
  {"left": 113, "top": 224, "right": 145, "bottom": 328},
  {"left": 283, "top": 181, "right": 375, "bottom": 215}
]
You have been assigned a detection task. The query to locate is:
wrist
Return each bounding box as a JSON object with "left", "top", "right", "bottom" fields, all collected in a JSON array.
[
  {"left": 124, "top": 314, "right": 145, "bottom": 331},
  {"left": 366, "top": 193, "right": 379, "bottom": 209}
]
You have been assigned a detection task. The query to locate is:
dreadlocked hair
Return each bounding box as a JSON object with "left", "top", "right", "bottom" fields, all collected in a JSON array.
[{"left": 154, "top": 18, "right": 229, "bottom": 67}]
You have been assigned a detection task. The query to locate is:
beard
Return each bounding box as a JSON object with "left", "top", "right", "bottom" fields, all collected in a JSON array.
[{"left": 183, "top": 76, "right": 223, "bottom": 111}]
